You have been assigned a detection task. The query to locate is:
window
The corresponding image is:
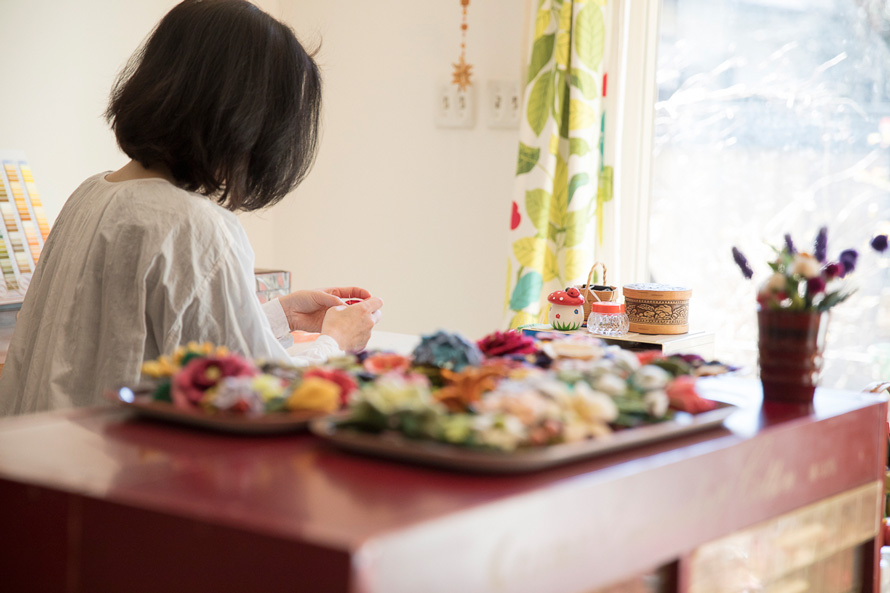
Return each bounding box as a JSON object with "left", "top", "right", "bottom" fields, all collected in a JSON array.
[{"left": 649, "top": 0, "right": 890, "bottom": 388}]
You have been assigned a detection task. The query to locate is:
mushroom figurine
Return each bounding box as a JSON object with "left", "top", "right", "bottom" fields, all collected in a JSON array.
[{"left": 547, "top": 287, "right": 585, "bottom": 331}]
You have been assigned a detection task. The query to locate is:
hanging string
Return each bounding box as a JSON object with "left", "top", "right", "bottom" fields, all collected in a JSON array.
[{"left": 452, "top": 0, "right": 473, "bottom": 90}]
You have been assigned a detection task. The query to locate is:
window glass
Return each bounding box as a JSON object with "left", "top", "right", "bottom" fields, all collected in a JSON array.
[{"left": 651, "top": 0, "right": 890, "bottom": 388}]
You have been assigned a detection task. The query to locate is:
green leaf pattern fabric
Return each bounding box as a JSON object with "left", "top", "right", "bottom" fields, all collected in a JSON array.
[{"left": 505, "top": 0, "right": 607, "bottom": 329}]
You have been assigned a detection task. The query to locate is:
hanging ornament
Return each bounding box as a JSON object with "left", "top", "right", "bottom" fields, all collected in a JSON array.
[{"left": 451, "top": 0, "right": 473, "bottom": 91}]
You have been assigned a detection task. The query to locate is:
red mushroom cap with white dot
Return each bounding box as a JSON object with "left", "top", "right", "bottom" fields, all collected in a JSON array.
[{"left": 547, "top": 289, "right": 584, "bottom": 306}]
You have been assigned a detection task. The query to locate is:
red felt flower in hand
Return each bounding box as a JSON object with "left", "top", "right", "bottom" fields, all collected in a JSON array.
[
  {"left": 304, "top": 368, "right": 358, "bottom": 406},
  {"left": 476, "top": 330, "right": 537, "bottom": 358},
  {"left": 665, "top": 375, "right": 717, "bottom": 414},
  {"left": 172, "top": 354, "right": 258, "bottom": 409}
]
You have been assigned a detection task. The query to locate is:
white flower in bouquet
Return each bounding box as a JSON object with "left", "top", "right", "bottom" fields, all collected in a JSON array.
[
  {"left": 764, "top": 272, "right": 786, "bottom": 292},
  {"left": 604, "top": 346, "right": 641, "bottom": 374},
  {"left": 791, "top": 253, "right": 821, "bottom": 279},
  {"left": 571, "top": 382, "right": 619, "bottom": 424},
  {"left": 592, "top": 373, "right": 628, "bottom": 397},
  {"left": 643, "top": 389, "right": 670, "bottom": 418},
  {"left": 472, "top": 413, "right": 527, "bottom": 451},
  {"left": 631, "top": 365, "right": 671, "bottom": 391},
  {"left": 359, "top": 375, "right": 437, "bottom": 416},
  {"left": 210, "top": 376, "right": 267, "bottom": 415},
  {"left": 475, "top": 383, "right": 559, "bottom": 426}
]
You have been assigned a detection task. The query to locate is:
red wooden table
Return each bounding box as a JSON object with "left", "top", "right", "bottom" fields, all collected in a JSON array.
[{"left": 0, "top": 377, "right": 885, "bottom": 593}]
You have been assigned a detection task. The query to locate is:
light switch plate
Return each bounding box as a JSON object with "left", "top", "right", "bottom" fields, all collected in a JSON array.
[
  {"left": 436, "top": 84, "right": 476, "bottom": 129},
  {"left": 486, "top": 80, "right": 521, "bottom": 129}
]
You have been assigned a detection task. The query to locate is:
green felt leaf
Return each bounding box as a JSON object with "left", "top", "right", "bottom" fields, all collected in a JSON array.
[
  {"left": 513, "top": 236, "right": 546, "bottom": 271},
  {"left": 525, "top": 189, "right": 551, "bottom": 233},
  {"left": 527, "top": 34, "right": 555, "bottom": 84},
  {"left": 527, "top": 70, "right": 555, "bottom": 136},
  {"left": 570, "top": 138, "right": 591, "bottom": 156},
  {"left": 568, "top": 99, "right": 598, "bottom": 131},
  {"left": 569, "top": 69, "right": 599, "bottom": 99},
  {"left": 510, "top": 270, "right": 544, "bottom": 311},
  {"left": 574, "top": 3, "right": 605, "bottom": 71},
  {"left": 516, "top": 143, "right": 540, "bottom": 175}
]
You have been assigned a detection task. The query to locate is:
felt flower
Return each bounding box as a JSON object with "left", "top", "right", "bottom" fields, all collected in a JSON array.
[
  {"left": 209, "top": 376, "right": 268, "bottom": 415},
  {"left": 636, "top": 350, "right": 665, "bottom": 367},
  {"left": 362, "top": 353, "right": 411, "bottom": 375},
  {"left": 286, "top": 377, "right": 341, "bottom": 413},
  {"left": 792, "top": 254, "right": 821, "bottom": 279},
  {"left": 735, "top": 229, "right": 859, "bottom": 313},
  {"left": 631, "top": 365, "right": 671, "bottom": 392},
  {"left": 304, "top": 368, "right": 357, "bottom": 405},
  {"left": 412, "top": 330, "right": 483, "bottom": 371},
  {"left": 435, "top": 365, "right": 508, "bottom": 412},
  {"left": 358, "top": 375, "right": 437, "bottom": 415},
  {"left": 171, "top": 354, "right": 258, "bottom": 410},
  {"left": 476, "top": 330, "right": 537, "bottom": 357},
  {"left": 665, "top": 376, "right": 716, "bottom": 414}
]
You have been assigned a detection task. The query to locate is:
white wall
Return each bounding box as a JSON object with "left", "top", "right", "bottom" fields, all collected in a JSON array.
[{"left": 0, "top": 0, "right": 523, "bottom": 339}]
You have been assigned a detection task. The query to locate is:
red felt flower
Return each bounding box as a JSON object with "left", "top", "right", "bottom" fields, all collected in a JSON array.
[
  {"left": 363, "top": 353, "right": 412, "bottom": 374},
  {"left": 171, "top": 354, "right": 258, "bottom": 409},
  {"left": 476, "top": 330, "right": 537, "bottom": 358},
  {"left": 636, "top": 350, "right": 665, "bottom": 366},
  {"left": 303, "top": 368, "right": 358, "bottom": 406},
  {"left": 665, "top": 375, "right": 717, "bottom": 414}
]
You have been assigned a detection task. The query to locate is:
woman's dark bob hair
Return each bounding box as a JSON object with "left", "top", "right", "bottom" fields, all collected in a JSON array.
[{"left": 106, "top": 0, "right": 321, "bottom": 212}]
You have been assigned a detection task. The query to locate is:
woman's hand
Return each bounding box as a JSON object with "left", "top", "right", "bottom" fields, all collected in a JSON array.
[
  {"left": 320, "top": 297, "right": 384, "bottom": 352},
  {"left": 278, "top": 287, "right": 372, "bottom": 332}
]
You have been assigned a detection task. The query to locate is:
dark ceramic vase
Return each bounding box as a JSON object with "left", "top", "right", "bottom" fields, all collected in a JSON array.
[{"left": 757, "top": 310, "right": 827, "bottom": 404}]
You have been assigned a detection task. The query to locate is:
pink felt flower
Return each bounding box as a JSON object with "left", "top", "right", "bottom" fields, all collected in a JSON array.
[
  {"left": 303, "top": 368, "right": 358, "bottom": 406},
  {"left": 476, "top": 330, "right": 537, "bottom": 358},
  {"left": 665, "top": 375, "right": 716, "bottom": 414},
  {"left": 171, "top": 354, "right": 258, "bottom": 409}
]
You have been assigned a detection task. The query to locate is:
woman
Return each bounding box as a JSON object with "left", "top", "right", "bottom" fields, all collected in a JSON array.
[{"left": 0, "top": 0, "right": 383, "bottom": 415}]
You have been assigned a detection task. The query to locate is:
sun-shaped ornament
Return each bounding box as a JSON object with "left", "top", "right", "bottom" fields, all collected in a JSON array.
[
  {"left": 452, "top": 55, "right": 473, "bottom": 91},
  {"left": 452, "top": 0, "right": 473, "bottom": 91}
]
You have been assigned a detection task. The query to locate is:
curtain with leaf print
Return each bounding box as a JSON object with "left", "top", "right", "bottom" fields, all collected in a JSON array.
[{"left": 505, "top": 0, "right": 608, "bottom": 329}]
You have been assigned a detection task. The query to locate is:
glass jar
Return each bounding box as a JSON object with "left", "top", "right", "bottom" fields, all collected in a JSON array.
[{"left": 587, "top": 301, "right": 630, "bottom": 336}]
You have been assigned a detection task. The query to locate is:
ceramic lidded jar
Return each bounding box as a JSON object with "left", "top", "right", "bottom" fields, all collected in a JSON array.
[{"left": 547, "top": 288, "right": 585, "bottom": 331}]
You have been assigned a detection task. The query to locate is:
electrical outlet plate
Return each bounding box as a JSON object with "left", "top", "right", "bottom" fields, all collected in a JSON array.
[
  {"left": 436, "top": 84, "right": 476, "bottom": 129},
  {"left": 486, "top": 80, "right": 521, "bottom": 129}
]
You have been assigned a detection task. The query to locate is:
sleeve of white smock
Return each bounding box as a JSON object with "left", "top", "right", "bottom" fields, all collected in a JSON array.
[{"left": 171, "top": 219, "right": 343, "bottom": 367}]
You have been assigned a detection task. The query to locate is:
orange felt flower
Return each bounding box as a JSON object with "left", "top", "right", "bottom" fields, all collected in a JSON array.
[
  {"left": 363, "top": 353, "right": 411, "bottom": 374},
  {"left": 435, "top": 366, "right": 508, "bottom": 412}
]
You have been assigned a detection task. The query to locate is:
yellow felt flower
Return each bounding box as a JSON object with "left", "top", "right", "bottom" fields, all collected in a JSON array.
[
  {"left": 141, "top": 355, "right": 177, "bottom": 378},
  {"left": 286, "top": 377, "right": 340, "bottom": 413}
]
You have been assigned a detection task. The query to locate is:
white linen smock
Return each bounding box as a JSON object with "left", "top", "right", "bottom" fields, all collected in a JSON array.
[{"left": 0, "top": 173, "right": 341, "bottom": 416}]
